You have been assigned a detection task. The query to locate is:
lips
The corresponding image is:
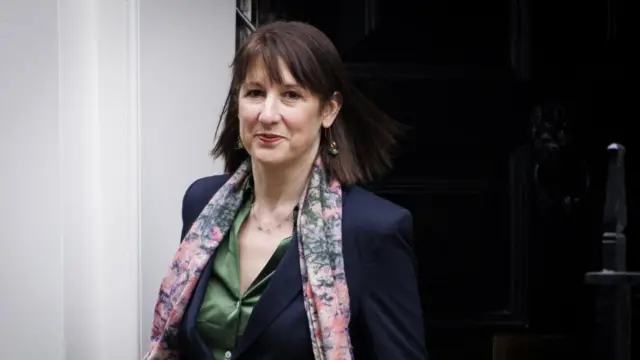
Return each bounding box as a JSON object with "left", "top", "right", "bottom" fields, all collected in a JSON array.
[{"left": 257, "top": 134, "right": 282, "bottom": 143}]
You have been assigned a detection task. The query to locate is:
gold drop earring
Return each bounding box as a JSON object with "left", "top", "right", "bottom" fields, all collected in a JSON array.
[{"left": 326, "top": 128, "right": 339, "bottom": 156}]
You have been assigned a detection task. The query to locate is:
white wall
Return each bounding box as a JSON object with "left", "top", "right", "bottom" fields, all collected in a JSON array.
[
  {"left": 0, "top": 0, "right": 234, "bottom": 358},
  {"left": 0, "top": 1, "right": 64, "bottom": 358},
  {"left": 139, "top": 0, "right": 234, "bottom": 354}
]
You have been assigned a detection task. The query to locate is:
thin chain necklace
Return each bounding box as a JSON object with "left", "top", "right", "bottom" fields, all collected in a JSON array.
[{"left": 250, "top": 202, "right": 295, "bottom": 233}]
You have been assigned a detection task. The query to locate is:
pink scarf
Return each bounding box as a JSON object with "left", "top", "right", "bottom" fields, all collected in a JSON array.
[{"left": 145, "top": 156, "right": 352, "bottom": 360}]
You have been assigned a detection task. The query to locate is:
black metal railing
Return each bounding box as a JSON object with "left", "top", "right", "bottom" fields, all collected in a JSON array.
[
  {"left": 585, "top": 143, "right": 640, "bottom": 360},
  {"left": 235, "top": 2, "right": 256, "bottom": 51},
  {"left": 236, "top": 6, "right": 256, "bottom": 32}
]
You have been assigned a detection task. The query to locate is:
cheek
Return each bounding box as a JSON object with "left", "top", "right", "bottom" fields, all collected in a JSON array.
[
  {"left": 238, "top": 104, "right": 259, "bottom": 134},
  {"left": 238, "top": 102, "right": 257, "bottom": 119},
  {"left": 284, "top": 114, "right": 322, "bottom": 145}
]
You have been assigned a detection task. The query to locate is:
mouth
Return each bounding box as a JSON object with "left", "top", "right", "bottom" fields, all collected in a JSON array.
[{"left": 256, "top": 133, "right": 282, "bottom": 144}]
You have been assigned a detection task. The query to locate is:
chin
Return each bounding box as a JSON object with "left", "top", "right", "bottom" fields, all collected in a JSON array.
[{"left": 249, "top": 149, "right": 289, "bottom": 167}]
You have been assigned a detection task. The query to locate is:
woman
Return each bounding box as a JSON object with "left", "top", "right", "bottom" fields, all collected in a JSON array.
[{"left": 146, "top": 21, "right": 427, "bottom": 360}]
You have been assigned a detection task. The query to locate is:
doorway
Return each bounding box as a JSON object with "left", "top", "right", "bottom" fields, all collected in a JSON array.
[{"left": 237, "top": 1, "right": 636, "bottom": 358}]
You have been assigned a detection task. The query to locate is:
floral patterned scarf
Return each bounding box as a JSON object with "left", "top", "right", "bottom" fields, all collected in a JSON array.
[{"left": 145, "top": 156, "right": 352, "bottom": 360}]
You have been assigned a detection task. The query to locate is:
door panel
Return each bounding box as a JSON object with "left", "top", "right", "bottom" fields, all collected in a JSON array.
[{"left": 349, "top": 69, "right": 530, "bottom": 332}]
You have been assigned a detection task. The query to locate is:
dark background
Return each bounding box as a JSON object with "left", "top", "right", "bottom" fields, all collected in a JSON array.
[{"left": 240, "top": 1, "right": 637, "bottom": 358}]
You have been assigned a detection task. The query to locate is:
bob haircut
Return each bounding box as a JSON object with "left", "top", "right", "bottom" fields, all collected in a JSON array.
[{"left": 212, "top": 21, "right": 404, "bottom": 185}]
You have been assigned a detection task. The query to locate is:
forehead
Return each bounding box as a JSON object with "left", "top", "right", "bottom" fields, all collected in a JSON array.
[{"left": 243, "top": 57, "right": 297, "bottom": 86}]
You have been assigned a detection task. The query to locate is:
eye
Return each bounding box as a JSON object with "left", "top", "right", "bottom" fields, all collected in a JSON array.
[
  {"left": 245, "top": 89, "right": 264, "bottom": 97},
  {"left": 282, "top": 91, "right": 302, "bottom": 100}
]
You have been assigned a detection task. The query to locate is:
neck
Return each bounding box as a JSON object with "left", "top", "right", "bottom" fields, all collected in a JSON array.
[{"left": 251, "top": 148, "right": 318, "bottom": 211}]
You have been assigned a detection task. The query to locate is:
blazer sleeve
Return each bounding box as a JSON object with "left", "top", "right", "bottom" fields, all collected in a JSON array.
[
  {"left": 361, "top": 209, "right": 428, "bottom": 359},
  {"left": 180, "top": 180, "right": 198, "bottom": 242},
  {"left": 179, "top": 175, "right": 230, "bottom": 242}
]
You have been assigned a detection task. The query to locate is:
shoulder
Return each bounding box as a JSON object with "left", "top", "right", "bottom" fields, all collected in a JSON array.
[
  {"left": 181, "top": 174, "right": 231, "bottom": 223},
  {"left": 183, "top": 174, "right": 230, "bottom": 201},
  {"left": 342, "top": 185, "right": 413, "bottom": 244}
]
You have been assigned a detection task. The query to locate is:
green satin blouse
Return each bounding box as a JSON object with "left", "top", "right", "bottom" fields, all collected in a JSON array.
[{"left": 196, "top": 197, "right": 292, "bottom": 360}]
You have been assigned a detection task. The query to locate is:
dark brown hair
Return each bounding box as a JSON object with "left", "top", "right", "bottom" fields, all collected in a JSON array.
[{"left": 211, "top": 21, "right": 404, "bottom": 185}]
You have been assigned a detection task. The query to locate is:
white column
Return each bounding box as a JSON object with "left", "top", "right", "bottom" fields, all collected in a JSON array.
[
  {"left": 138, "top": 0, "right": 235, "bottom": 355},
  {"left": 0, "top": 1, "right": 65, "bottom": 358},
  {"left": 59, "top": 0, "right": 141, "bottom": 358},
  {"left": 1, "top": 0, "right": 234, "bottom": 358}
]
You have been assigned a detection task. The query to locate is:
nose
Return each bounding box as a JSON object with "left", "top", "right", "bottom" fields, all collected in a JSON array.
[{"left": 257, "top": 92, "right": 280, "bottom": 124}]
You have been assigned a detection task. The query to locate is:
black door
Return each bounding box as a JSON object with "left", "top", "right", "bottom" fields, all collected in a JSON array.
[{"left": 240, "top": 1, "right": 637, "bottom": 358}]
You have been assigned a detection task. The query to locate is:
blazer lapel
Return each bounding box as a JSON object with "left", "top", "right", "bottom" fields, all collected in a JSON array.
[
  {"left": 235, "top": 232, "right": 302, "bottom": 357},
  {"left": 181, "top": 255, "right": 216, "bottom": 359}
]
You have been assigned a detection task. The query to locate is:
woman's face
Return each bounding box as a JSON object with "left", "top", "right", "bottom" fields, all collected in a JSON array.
[{"left": 238, "top": 59, "right": 340, "bottom": 169}]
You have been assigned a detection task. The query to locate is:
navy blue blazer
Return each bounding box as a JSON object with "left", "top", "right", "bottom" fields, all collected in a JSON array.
[{"left": 177, "top": 175, "right": 428, "bottom": 360}]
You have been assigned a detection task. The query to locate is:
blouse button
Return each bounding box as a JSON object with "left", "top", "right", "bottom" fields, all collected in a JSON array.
[{"left": 224, "top": 350, "right": 232, "bottom": 359}]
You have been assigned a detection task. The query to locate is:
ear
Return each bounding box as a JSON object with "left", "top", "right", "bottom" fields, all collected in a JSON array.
[{"left": 321, "top": 92, "right": 342, "bottom": 129}]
